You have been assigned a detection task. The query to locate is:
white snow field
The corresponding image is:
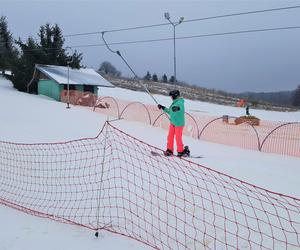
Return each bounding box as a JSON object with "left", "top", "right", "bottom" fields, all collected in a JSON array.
[{"left": 0, "top": 76, "right": 299, "bottom": 249}]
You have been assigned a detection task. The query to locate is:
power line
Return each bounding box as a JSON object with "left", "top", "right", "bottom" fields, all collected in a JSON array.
[
  {"left": 184, "top": 5, "right": 300, "bottom": 24},
  {"left": 64, "top": 23, "right": 169, "bottom": 37},
  {"left": 1, "top": 4, "right": 300, "bottom": 46},
  {"left": 0, "top": 37, "right": 40, "bottom": 46},
  {"left": 69, "top": 25, "right": 300, "bottom": 48},
  {"left": 178, "top": 25, "right": 300, "bottom": 40},
  {"left": 64, "top": 5, "right": 300, "bottom": 37},
  {"left": 1, "top": 24, "right": 298, "bottom": 54}
]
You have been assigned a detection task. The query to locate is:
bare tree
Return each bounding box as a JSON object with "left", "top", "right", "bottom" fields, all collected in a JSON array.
[{"left": 99, "top": 61, "right": 121, "bottom": 76}]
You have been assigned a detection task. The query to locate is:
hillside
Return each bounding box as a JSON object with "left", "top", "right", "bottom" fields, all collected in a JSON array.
[
  {"left": 235, "top": 90, "right": 294, "bottom": 106},
  {"left": 102, "top": 75, "right": 298, "bottom": 112}
]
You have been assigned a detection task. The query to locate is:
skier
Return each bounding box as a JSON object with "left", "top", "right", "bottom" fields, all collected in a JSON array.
[
  {"left": 246, "top": 104, "right": 250, "bottom": 116},
  {"left": 157, "top": 90, "right": 190, "bottom": 157}
]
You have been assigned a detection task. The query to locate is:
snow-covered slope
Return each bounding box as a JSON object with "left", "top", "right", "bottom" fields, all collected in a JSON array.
[{"left": 0, "top": 76, "right": 299, "bottom": 250}]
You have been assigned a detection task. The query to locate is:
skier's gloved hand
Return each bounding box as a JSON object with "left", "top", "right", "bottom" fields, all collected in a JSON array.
[
  {"left": 171, "top": 106, "right": 180, "bottom": 112},
  {"left": 158, "top": 104, "right": 165, "bottom": 110}
]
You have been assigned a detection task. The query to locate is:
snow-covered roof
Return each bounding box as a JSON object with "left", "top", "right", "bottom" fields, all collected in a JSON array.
[
  {"left": 4, "top": 70, "right": 12, "bottom": 76},
  {"left": 35, "top": 64, "right": 114, "bottom": 87}
]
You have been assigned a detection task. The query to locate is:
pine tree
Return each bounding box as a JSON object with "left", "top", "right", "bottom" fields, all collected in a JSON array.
[
  {"left": 0, "top": 16, "right": 18, "bottom": 74},
  {"left": 38, "top": 23, "right": 81, "bottom": 68},
  {"left": 292, "top": 85, "right": 300, "bottom": 107},
  {"left": 143, "top": 71, "right": 151, "bottom": 81},
  {"left": 162, "top": 74, "right": 168, "bottom": 83},
  {"left": 11, "top": 23, "right": 82, "bottom": 92},
  {"left": 169, "top": 75, "right": 175, "bottom": 83},
  {"left": 152, "top": 73, "right": 158, "bottom": 82}
]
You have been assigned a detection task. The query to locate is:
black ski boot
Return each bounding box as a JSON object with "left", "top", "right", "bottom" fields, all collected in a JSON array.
[
  {"left": 163, "top": 149, "right": 173, "bottom": 156},
  {"left": 177, "top": 146, "right": 190, "bottom": 157},
  {"left": 184, "top": 146, "right": 190, "bottom": 156}
]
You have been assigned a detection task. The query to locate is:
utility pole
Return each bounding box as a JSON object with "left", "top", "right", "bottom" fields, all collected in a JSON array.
[
  {"left": 66, "top": 46, "right": 73, "bottom": 109},
  {"left": 164, "top": 12, "right": 184, "bottom": 87}
]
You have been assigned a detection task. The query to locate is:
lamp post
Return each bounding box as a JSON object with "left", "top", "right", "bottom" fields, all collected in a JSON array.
[
  {"left": 164, "top": 12, "right": 184, "bottom": 87},
  {"left": 65, "top": 46, "right": 73, "bottom": 109}
]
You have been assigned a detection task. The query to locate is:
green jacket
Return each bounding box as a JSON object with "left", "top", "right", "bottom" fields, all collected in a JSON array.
[{"left": 163, "top": 97, "right": 185, "bottom": 126}]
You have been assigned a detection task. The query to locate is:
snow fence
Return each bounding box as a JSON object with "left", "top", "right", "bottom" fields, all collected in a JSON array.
[
  {"left": 93, "top": 96, "right": 300, "bottom": 158},
  {"left": 0, "top": 122, "right": 300, "bottom": 249}
]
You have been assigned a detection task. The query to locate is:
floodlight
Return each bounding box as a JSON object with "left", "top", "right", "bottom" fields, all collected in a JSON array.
[{"left": 164, "top": 12, "right": 170, "bottom": 20}]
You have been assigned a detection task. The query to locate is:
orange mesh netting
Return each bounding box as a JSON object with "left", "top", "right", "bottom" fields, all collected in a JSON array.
[
  {"left": 1, "top": 122, "right": 300, "bottom": 249},
  {"left": 92, "top": 97, "right": 300, "bottom": 158}
]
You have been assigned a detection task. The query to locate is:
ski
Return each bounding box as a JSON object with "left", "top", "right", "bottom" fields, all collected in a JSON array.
[{"left": 150, "top": 151, "right": 203, "bottom": 159}]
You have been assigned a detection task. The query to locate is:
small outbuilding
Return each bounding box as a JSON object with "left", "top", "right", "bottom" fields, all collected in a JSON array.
[{"left": 27, "top": 64, "right": 114, "bottom": 102}]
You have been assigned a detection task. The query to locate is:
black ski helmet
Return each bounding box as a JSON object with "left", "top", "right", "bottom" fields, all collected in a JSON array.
[{"left": 169, "top": 90, "right": 180, "bottom": 99}]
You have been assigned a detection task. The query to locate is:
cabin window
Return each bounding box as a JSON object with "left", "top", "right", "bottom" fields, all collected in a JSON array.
[
  {"left": 64, "top": 84, "right": 75, "bottom": 90},
  {"left": 83, "top": 85, "right": 94, "bottom": 93}
]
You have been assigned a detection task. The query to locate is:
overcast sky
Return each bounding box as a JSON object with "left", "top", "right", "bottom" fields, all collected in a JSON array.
[{"left": 1, "top": 0, "right": 300, "bottom": 93}]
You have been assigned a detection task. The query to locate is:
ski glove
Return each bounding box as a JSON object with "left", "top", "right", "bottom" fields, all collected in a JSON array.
[
  {"left": 171, "top": 106, "right": 180, "bottom": 112},
  {"left": 158, "top": 104, "right": 165, "bottom": 110}
]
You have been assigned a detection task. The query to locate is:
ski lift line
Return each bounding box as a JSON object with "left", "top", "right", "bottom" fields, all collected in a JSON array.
[
  {"left": 67, "top": 25, "right": 300, "bottom": 48},
  {"left": 0, "top": 37, "right": 40, "bottom": 46},
  {"left": 63, "top": 5, "right": 300, "bottom": 37},
  {"left": 185, "top": 5, "right": 300, "bottom": 24},
  {"left": 1, "top": 24, "right": 299, "bottom": 54},
  {"left": 101, "top": 31, "right": 118, "bottom": 54},
  {"left": 1, "top": 4, "right": 300, "bottom": 47},
  {"left": 102, "top": 31, "right": 159, "bottom": 105},
  {"left": 0, "top": 46, "right": 78, "bottom": 53},
  {"left": 177, "top": 25, "right": 300, "bottom": 40},
  {"left": 65, "top": 23, "right": 169, "bottom": 37}
]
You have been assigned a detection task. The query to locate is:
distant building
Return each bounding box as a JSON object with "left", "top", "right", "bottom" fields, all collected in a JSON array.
[{"left": 27, "top": 64, "right": 114, "bottom": 102}]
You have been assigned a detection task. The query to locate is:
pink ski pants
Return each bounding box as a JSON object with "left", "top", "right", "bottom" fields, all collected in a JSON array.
[{"left": 167, "top": 124, "right": 184, "bottom": 153}]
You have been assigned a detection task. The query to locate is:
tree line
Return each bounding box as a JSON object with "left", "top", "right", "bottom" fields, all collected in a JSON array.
[
  {"left": 0, "top": 16, "right": 82, "bottom": 93},
  {"left": 98, "top": 62, "right": 176, "bottom": 84},
  {"left": 293, "top": 86, "right": 300, "bottom": 107},
  {"left": 142, "top": 71, "right": 175, "bottom": 83}
]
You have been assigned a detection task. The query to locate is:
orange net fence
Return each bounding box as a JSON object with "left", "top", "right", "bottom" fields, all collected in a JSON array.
[
  {"left": 58, "top": 91, "right": 300, "bottom": 157},
  {"left": 92, "top": 96, "right": 300, "bottom": 158},
  {"left": 61, "top": 90, "right": 97, "bottom": 107},
  {"left": 1, "top": 122, "right": 300, "bottom": 249}
]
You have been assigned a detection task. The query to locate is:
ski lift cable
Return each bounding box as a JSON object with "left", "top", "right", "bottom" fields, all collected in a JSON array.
[
  {"left": 101, "top": 31, "right": 159, "bottom": 105},
  {"left": 1, "top": 4, "right": 300, "bottom": 47},
  {"left": 64, "top": 5, "right": 300, "bottom": 37},
  {"left": 1, "top": 25, "right": 300, "bottom": 54}
]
